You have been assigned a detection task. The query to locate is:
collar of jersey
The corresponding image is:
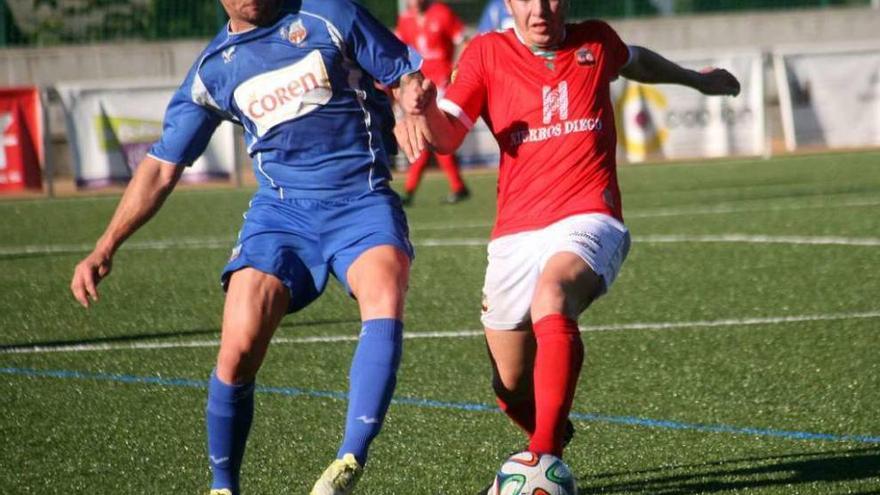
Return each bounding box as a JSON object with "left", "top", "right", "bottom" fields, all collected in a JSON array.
[
  {"left": 513, "top": 25, "right": 568, "bottom": 60},
  {"left": 223, "top": 6, "right": 299, "bottom": 41},
  {"left": 226, "top": 21, "right": 259, "bottom": 37}
]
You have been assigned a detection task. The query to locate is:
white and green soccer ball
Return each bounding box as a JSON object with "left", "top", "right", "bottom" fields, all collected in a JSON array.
[{"left": 489, "top": 451, "right": 577, "bottom": 495}]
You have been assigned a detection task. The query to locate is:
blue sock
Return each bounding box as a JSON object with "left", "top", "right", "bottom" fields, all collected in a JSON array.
[
  {"left": 337, "top": 318, "right": 403, "bottom": 465},
  {"left": 206, "top": 372, "right": 255, "bottom": 494}
]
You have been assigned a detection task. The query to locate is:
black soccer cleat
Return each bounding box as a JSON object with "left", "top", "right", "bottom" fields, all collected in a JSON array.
[
  {"left": 444, "top": 186, "right": 471, "bottom": 204},
  {"left": 562, "top": 418, "right": 576, "bottom": 448}
]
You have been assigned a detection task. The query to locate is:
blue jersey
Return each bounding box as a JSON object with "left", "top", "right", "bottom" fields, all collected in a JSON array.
[
  {"left": 477, "top": 0, "right": 514, "bottom": 33},
  {"left": 149, "top": 0, "right": 422, "bottom": 199}
]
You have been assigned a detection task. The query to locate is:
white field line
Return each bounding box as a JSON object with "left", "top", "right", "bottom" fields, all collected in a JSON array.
[
  {"left": 0, "top": 238, "right": 230, "bottom": 256},
  {"left": 2, "top": 310, "right": 878, "bottom": 355},
  {"left": 639, "top": 234, "right": 880, "bottom": 247},
  {"left": 8, "top": 194, "right": 867, "bottom": 240},
  {"left": 417, "top": 234, "right": 880, "bottom": 248},
  {"left": 625, "top": 198, "right": 880, "bottom": 220},
  {"left": 4, "top": 232, "right": 880, "bottom": 257},
  {"left": 409, "top": 197, "right": 880, "bottom": 231},
  {"left": 0, "top": 188, "right": 247, "bottom": 207},
  {"left": 2, "top": 196, "right": 877, "bottom": 256}
]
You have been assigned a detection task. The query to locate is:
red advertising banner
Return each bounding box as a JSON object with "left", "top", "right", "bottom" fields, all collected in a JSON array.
[{"left": 0, "top": 87, "right": 43, "bottom": 192}]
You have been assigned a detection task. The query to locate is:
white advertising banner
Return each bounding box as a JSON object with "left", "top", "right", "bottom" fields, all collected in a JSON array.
[
  {"left": 56, "top": 80, "right": 235, "bottom": 188},
  {"left": 775, "top": 45, "right": 880, "bottom": 151},
  {"left": 611, "top": 51, "right": 766, "bottom": 163}
]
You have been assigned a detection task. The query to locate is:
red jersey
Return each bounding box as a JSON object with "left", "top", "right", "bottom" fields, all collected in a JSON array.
[
  {"left": 395, "top": 2, "right": 465, "bottom": 87},
  {"left": 440, "top": 21, "right": 631, "bottom": 239}
]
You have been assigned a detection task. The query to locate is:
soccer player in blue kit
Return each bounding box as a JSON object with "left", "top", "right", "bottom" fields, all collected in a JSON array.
[{"left": 69, "top": 1, "right": 427, "bottom": 494}]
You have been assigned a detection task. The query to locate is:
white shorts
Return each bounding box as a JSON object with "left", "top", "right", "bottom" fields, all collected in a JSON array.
[{"left": 480, "top": 213, "right": 631, "bottom": 330}]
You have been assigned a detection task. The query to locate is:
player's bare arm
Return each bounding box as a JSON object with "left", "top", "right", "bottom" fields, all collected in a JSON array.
[
  {"left": 70, "top": 156, "right": 183, "bottom": 307},
  {"left": 621, "top": 45, "right": 741, "bottom": 96}
]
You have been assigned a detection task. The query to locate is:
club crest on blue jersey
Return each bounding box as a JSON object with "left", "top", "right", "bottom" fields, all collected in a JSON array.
[
  {"left": 577, "top": 47, "right": 596, "bottom": 66},
  {"left": 222, "top": 46, "right": 236, "bottom": 64},
  {"left": 281, "top": 19, "right": 308, "bottom": 46}
]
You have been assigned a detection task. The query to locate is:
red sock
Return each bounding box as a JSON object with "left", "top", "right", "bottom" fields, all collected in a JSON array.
[
  {"left": 528, "top": 314, "right": 583, "bottom": 457},
  {"left": 435, "top": 153, "right": 465, "bottom": 192},
  {"left": 496, "top": 394, "right": 536, "bottom": 436},
  {"left": 404, "top": 151, "right": 430, "bottom": 193}
]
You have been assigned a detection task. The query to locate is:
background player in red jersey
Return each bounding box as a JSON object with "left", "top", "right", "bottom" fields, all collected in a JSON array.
[
  {"left": 396, "top": 0, "right": 740, "bottom": 485},
  {"left": 395, "top": 0, "right": 470, "bottom": 205}
]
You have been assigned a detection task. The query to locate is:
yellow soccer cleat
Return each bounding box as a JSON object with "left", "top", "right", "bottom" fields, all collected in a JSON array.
[
  {"left": 310, "top": 453, "right": 364, "bottom": 495},
  {"left": 207, "top": 490, "right": 233, "bottom": 495}
]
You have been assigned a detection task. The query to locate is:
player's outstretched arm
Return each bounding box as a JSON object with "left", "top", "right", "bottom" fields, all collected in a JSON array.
[
  {"left": 70, "top": 156, "right": 184, "bottom": 308},
  {"left": 621, "top": 45, "right": 741, "bottom": 97}
]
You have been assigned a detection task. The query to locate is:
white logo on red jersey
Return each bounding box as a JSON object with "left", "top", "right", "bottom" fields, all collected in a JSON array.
[
  {"left": 233, "top": 50, "right": 332, "bottom": 137},
  {"left": 1, "top": 112, "right": 18, "bottom": 170},
  {"left": 543, "top": 82, "right": 569, "bottom": 124}
]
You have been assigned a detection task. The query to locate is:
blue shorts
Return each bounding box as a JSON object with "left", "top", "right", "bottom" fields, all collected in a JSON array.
[{"left": 221, "top": 188, "right": 413, "bottom": 313}]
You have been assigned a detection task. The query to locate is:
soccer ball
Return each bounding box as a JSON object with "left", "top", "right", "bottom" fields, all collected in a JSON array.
[{"left": 488, "top": 451, "right": 577, "bottom": 495}]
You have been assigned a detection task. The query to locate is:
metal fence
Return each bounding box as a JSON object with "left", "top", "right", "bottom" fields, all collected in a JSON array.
[
  {"left": 0, "top": 0, "right": 874, "bottom": 47},
  {"left": 1, "top": 0, "right": 224, "bottom": 47}
]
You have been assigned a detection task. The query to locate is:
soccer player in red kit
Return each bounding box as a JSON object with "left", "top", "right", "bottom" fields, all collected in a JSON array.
[
  {"left": 396, "top": 0, "right": 741, "bottom": 485},
  {"left": 395, "top": 0, "right": 470, "bottom": 205}
]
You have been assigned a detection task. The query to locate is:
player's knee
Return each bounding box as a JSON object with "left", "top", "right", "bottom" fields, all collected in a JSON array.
[
  {"left": 216, "top": 337, "right": 267, "bottom": 383},
  {"left": 358, "top": 282, "right": 407, "bottom": 315},
  {"left": 216, "top": 351, "right": 258, "bottom": 384},
  {"left": 352, "top": 261, "right": 409, "bottom": 317}
]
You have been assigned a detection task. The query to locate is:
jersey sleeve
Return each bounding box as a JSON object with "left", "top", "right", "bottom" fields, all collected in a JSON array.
[
  {"left": 148, "top": 65, "right": 222, "bottom": 166},
  {"left": 595, "top": 21, "right": 631, "bottom": 78},
  {"left": 346, "top": 2, "right": 423, "bottom": 86},
  {"left": 438, "top": 36, "right": 488, "bottom": 131}
]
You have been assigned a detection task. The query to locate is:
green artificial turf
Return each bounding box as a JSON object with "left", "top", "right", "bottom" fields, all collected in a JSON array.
[{"left": 1, "top": 151, "right": 878, "bottom": 494}]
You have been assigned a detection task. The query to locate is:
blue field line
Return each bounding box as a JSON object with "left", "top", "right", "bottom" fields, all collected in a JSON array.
[{"left": 3, "top": 366, "right": 879, "bottom": 445}]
